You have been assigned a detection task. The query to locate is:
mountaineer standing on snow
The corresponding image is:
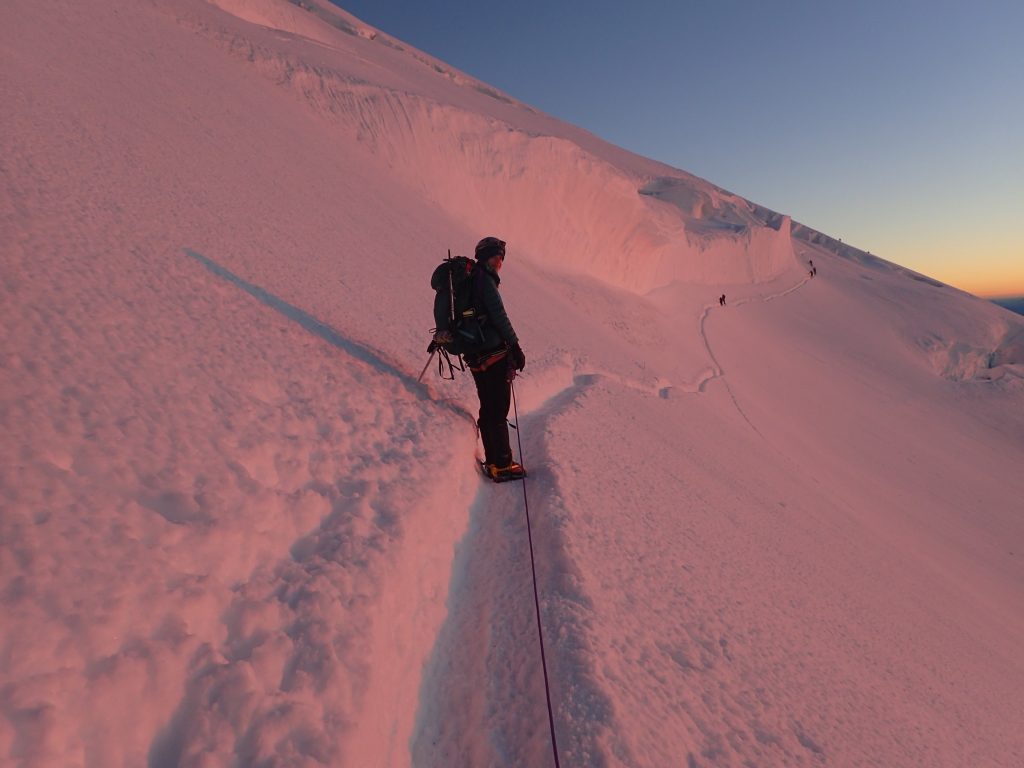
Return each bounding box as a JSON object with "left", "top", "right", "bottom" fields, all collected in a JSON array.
[{"left": 465, "top": 237, "right": 527, "bottom": 481}]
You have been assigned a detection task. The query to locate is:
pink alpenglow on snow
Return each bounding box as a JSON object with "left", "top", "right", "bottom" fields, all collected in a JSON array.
[{"left": 2, "top": 1, "right": 1023, "bottom": 767}]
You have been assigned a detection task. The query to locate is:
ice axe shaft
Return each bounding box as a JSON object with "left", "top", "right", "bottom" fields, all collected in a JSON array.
[{"left": 417, "top": 349, "right": 437, "bottom": 382}]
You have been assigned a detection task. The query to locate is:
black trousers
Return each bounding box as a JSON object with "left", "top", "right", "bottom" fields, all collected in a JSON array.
[{"left": 471, "top": 359, "right": 513, "bottom": 466}]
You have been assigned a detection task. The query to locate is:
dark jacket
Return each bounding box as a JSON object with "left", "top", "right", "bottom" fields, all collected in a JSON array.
[{"left": 470, "top": 263, "right": 518, "bottom": 355}]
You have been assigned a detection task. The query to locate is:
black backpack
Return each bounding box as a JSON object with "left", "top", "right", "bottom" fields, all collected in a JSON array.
[{"left": 430, "top": 254, "right": 488, "bottom": 356}]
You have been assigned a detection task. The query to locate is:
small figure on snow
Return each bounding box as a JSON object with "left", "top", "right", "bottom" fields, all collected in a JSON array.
[
  {"left": 466, "top": 237, "right": 527, "bottom": 482},
  {"left": 719, "top": 294, "right": 727, "bottom": 306}
]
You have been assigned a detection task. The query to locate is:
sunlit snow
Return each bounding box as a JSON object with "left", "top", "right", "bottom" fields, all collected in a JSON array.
[{"left": 2, "top": 1, "right": 1023, "bottom": 766}]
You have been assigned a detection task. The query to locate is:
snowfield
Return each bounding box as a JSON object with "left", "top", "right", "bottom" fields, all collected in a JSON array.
[{"left": 2, "top": 1, "right": 1023, "bottom": 766}]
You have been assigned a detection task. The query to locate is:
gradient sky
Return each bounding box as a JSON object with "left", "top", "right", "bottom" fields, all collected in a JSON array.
[{"left": 335, "top": 0, "right": 1023, "bottom": 297}]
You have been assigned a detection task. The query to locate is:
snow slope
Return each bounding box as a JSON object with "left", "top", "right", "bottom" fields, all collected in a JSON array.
[{"left": 2, "top": 1, "right": 1022, "bottom": 766}]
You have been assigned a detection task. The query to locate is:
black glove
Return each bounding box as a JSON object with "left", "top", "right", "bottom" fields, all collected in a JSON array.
[
  {"left": 509, "top": 342, "right": 526, "bottom": 371},
  {"left": 428, "top": 330, "right": 453, "bottom": 354}
]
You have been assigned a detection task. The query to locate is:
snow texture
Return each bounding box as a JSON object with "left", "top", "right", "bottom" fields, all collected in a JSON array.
[{"left": 2, "top": 1, "right": 1023, "bottom": 766}]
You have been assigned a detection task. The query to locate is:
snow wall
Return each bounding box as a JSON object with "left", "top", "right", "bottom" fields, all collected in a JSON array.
[{"left": 205, "top": 6, "right": 796, "bottom": 294}]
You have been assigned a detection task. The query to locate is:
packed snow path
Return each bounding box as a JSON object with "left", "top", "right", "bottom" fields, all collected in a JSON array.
[
  {"left": 411, "top": 263, "right": 820, "bottom": 766},
  {"left": 412, "top": 248, "right": 1024, "bottom": 766}
]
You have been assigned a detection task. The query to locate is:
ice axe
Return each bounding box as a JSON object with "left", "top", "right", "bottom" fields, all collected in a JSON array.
[{"left": 417, "top": 348, "right": 437, "bottom": 382}]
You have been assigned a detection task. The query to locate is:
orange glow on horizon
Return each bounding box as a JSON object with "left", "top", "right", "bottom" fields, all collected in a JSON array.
[
  {"left": 889, "top": 241, "right": 1024, "bottom": 299},
  {"left": 941, "top": 273, "right": 1024, "bottom": 299}
]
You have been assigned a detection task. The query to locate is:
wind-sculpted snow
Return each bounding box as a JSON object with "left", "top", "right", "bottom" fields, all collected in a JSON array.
[
  {"left": 993, "top": 325, "right": 1024, "bottom": 367},
  {"left": 204, "top": 0, "right": 367, "bottom": 47},
  {"left": 183, "top": 0, "right": 797, "bottom": 293},
  {"left": 1, "top": 233, "right": 475, "bottom": 765},
  {"left": 4, "top": 1, "right": 1024, "bottom": 766}
]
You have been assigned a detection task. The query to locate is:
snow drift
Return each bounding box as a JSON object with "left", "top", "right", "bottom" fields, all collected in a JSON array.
[{"left": 2, "top": 1, "right": 1023, "bottom": 767}]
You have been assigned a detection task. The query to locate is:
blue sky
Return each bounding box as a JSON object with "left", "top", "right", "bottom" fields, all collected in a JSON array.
[{"left": 335, "top": 1, "right": 1023, "bottom": 296}]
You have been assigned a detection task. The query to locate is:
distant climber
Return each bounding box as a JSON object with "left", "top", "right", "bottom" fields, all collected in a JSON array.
[
  {"left": 464, "top": 237, "right": 527, "bottom": 482},
  {"left": 719, "top": 294, "right": 727, "bottom": 306}
]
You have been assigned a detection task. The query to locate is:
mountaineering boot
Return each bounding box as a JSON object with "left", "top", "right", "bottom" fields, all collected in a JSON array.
[{"left": 482, "top": 461, "right": 527, "bottom": 483}]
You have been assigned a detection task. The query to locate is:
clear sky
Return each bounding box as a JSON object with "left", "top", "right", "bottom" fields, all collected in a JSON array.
[{"left": 334, "top": 1, "right": 1023, "bottom": 297}]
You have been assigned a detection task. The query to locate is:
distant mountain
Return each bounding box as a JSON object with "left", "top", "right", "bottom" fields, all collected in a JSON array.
[{"left": 992, "top": 297, "right": 1024, "bottom": 316}]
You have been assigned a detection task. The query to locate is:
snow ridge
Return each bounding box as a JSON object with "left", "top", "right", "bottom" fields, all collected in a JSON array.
[{"left": 178, "top": 1, "right": 798, "bottom": 293}]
